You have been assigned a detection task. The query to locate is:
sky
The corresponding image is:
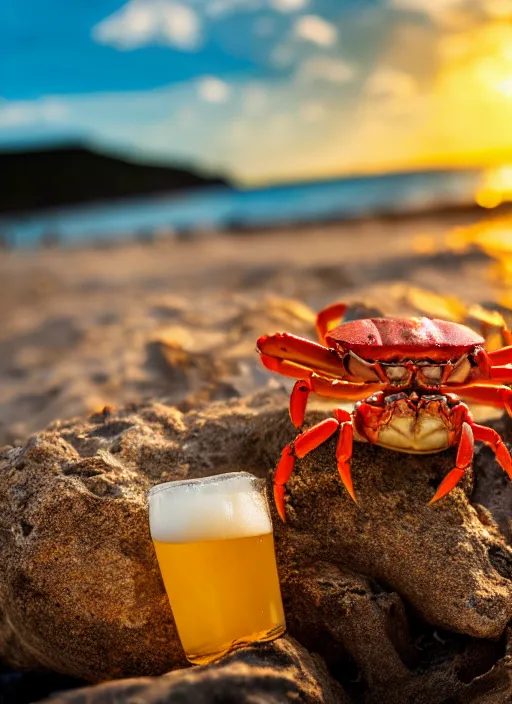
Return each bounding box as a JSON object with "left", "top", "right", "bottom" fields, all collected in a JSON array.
[{"left": 1, "top": 0, "right": 512, "bottom": 185}]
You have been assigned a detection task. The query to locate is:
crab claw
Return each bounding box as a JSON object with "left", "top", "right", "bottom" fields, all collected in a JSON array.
[
  {"left": 428, "top": 468, "right": 466, "bottom": 505},
  {"left": 335, "top": 414, "right": 357, "bottom": 503},
  {"left": 273, "top": 418, "right": 340, "bottom": 522},
  {"left": 273, "top": 485, "right": 287, "bottom": 523},
  {"left": 429, "top": 422, "right": 473, "bottom": 504},
  {"left": 273, "top": 446, "right": 295, "bottom": 522}
]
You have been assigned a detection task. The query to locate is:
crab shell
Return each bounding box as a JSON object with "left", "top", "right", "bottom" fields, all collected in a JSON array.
[{"left": 325, "top": 317, "right": 486, "bottom": 363}]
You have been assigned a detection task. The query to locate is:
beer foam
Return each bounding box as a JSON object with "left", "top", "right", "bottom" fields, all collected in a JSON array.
[{"left": 148, "top": 472, "right": 272, "bottom": 543}]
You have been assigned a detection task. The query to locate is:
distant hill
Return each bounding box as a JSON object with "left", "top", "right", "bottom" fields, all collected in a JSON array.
[{"left": 0, "top": 145, "right": 230, "bottom": 215}]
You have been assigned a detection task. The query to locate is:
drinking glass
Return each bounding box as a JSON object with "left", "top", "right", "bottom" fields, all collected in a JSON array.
[{"left": 148, "top": 472, "right": 286, "bottom": 664}]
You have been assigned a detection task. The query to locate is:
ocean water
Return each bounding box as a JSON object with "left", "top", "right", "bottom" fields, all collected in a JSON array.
[{"left": 0, "top": 168, "right": 481, "bottom": 248}]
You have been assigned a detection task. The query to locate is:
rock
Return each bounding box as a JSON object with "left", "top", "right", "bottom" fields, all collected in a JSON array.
[
  {"left": 473, "top": 414, "right": 512, "bottom": 545},
  {"left": 41, "top": 636, "right": 347, "bottom": 704},
  {"left": 0, "top": 392, "right": 290, "bottom": 682},
  {"left": 281, "top": 561, "right": 512, "bottom": 703},
  {"left": 1, "top": 391, "right": 512, "bottom": 702},
  {"left": 275, "top": 427, "right": 512, "bottom": 640}
]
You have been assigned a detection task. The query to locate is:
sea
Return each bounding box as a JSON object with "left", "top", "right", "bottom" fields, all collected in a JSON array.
[{"left": 0, "top": 168, "right": 482, "bottom": 248}]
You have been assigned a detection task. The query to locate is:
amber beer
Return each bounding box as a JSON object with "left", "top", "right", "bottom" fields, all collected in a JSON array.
[{"left": 148, "top": 472, "right": 285, "bottom": 664}]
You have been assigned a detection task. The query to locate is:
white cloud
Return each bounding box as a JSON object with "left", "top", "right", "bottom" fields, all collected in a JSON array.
[
  {"left": 175, "top": 107, "right": 199, "bottom": 126},
  {"left": 0, "top": 100, "right": 68, "bottom": 128},
  {"left": 0, "top": 105, "right": 33, "bottom": 128},
  {"left": 270, "top": 0, "right": 309, "bottom": 11},
  {"left": 39, "top": 101, "right": 69, "bottom": 122},
  {"left": 243, "top": 85, "right": 268, "bottom": 113},
  {"left": 197, "top": 77, "right": 231, "bottom": 103},
  {"left": 298, "top": 57, "right": 354, "bottom": 83},
  {"left": 365, "top": 68, "right": 418, "bottom": 100},
  {"left": 391, "top": 0, "right": 462, "bottom": 8},
  {"left": 205, "top": 0, "right": 261, "bottom": 16},
  {"left": 300, "top": 102, "right": 326, "bottom": 122},
  {"left": 228, "top": 120, "right": 250, "bottom": 142},
  {"left": 268, "top": 113, "right": 292, "bottom": 132},
  {"left": 206, "top": 0, "right": 307, "bottom": 16},
  {"left": 389, "top": 0, "right": 470, "bottom": 26},
  {"left": 92, "top": 0, "right": 201, "bottom": 51},
  {"left": 293, "top": 15, "right": 337, "bottom": 46}
]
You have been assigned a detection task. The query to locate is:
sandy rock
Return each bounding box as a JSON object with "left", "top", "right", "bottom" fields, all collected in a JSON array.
[
  {"left": 473, "top": 414, "right": 512, "bottom": 545},
  {"left": 275, "top": 425, "right": 512, "bottom": 640},
  {"left": 1, "top": 391, "right": 512, "bottom": 703},
  {"left": 0, "top": 393, "right": 290, "bottom": 682},
  {"left": 42, "top": 636, "right": 347, "bottom": 704},
  {"left": 282, "top": 561, "right": 512, "bottom": 704}
]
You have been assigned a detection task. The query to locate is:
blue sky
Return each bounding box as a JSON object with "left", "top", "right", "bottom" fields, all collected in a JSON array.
[{"left": 1, "top": 0, "right": 512, "bottom": 184}]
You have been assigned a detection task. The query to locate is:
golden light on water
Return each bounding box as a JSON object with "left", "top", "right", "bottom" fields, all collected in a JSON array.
[
  {"left": 446, "top": 214, "right": 512, "bottom": 313},
  {"left": 446, "top": 217, "right": 512, "bottom": 259},
  {"left": 475, "top": 166, "right": 512, "bottom": 209}
]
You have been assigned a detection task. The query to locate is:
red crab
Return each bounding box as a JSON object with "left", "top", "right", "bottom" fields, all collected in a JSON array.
[{"left": 257, "top": 302, "right": 512, "bottom": 521}]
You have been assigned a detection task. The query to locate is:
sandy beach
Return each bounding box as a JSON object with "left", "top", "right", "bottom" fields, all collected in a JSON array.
[{"left": 0, "top": 208, "right": 509, "bottom": 446}]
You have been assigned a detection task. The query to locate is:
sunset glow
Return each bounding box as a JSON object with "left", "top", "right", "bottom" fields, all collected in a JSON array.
[
  {"left": 236, "top": 14, "right": 512, "bottom": 183},
  {"left": 446, "top": 215, "right": 512, "bottom": 306},
  {"left": 475, "top": 167, "right": 512, "bottom": 209},
  {"left": 2, "top": 1, "right": 512, "bottom": 184}
]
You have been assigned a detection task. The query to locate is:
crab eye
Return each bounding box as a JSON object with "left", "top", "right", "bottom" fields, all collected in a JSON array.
[
  {"left": 346, "top": 352, "right": 381, "bottom": 382},
  {"left": 421, "top": 365, "right": 443, "bottom": 383},
  {"left": 385, "top": 366, "right": 408, "bottom": 382},
  {"left": 446, "top": 356, "right": 471, "bottom": 384}
]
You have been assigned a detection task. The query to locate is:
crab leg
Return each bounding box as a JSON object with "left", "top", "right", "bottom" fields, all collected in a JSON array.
[
  {"left": 289, "top": 375, "right": 385, "bottom": 428},
  {"left": 289, "top": 379, "right": 312, "bottom": 428},
  {"left": 471, "top": 424, "right": 512, "bottom": 480},
  {"left": 335, "top": 408, "right": 356, "bottom": 503},
  {"left": 316, "top": 302, "right": 348, "bottom": 344},
  {"left": 429, "top": 422, "right": 474, "bottom": 504},
  {"left": 274, "top": 417, "right": 340, "bottom": 521},
  {"left": 487, "top": 346, "right": 512, "bottom": 365},
  {"left": 260, "top": 354, "right": 313, "bottom": 380},
  {"left": 450, "top": 384, "right": 512, "bottom": 416},
  {"left": 489, "top": 366, "right": 512, "bottom": 384},
  {"left": 257, "top": 333, "right": 344, "bottom": 377},
  {"left": 309, "top": 375, "right": 386, "bottom": 400}
]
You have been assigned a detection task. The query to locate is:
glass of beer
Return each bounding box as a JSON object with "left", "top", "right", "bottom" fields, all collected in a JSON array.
[{"left": 148, "top": 472, "right": 286, "bottom": 665}]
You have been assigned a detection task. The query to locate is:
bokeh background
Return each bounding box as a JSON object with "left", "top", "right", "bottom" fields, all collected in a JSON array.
[
  {"left": 2, "top": 0, "right": 512, "bottom": 243},
  {"left": 7, "top": 0, "right": 512, "bottom": 179}
]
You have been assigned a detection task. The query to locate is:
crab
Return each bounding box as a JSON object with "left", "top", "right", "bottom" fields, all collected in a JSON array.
[{"left": 257, "top": 302, "right": 512, "bottom": 521}]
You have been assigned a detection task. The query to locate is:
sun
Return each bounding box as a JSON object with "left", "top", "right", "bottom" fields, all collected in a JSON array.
[
  {"left": 495, "top": 77, "right": 512, "bottom": 99},
  {"left": 475, "top": 165, "right": 512, "bottom": 208}
]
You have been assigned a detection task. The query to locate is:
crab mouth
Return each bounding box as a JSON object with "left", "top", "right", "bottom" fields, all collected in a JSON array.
[{"left": 378, "top": 391, "right": 457, "bottom": 409}]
